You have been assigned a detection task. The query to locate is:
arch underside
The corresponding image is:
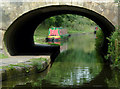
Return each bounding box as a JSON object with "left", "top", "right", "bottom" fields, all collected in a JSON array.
[{"left": 4, "top": 5, "right": 115, "bottom": 56}]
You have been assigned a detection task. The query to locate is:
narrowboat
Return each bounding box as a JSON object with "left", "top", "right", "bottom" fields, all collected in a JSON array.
[{"left": 46, "top": 27, "right": 70, "bottom": 45}]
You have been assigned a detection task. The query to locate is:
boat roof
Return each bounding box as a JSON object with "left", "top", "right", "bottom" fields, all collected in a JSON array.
[{"left": 49, "top": 27, "right": 63, "bottom": 30}]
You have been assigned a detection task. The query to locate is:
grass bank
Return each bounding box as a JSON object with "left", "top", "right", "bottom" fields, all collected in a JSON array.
[
  {"left": 34, "top": 25, "right": 48, "bottom": 44},
  {"left": 0, "top": 53, "right": 8, "bottom": 59}
]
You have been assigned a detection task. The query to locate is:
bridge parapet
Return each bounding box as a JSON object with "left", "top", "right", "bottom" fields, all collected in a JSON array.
[{"left": 0, "top": 0, "right": 119, "bottom": 30}]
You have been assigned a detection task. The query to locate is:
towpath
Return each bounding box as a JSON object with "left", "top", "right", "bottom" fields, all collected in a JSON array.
[{"left": 0, "top": 55, "right": 50, "bottom": 67}]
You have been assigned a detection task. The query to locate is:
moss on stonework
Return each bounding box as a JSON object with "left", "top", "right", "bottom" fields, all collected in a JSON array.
[{"left": 1, "top": 57, "right": 49, "bottom": 81}]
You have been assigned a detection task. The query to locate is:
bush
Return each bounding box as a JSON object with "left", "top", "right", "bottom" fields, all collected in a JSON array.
[
  {"left": 95, "top": 28, "right": 104, "bottom": 53},
  {"left": 105, "top": 29, "right": 120, "bottom": 68}
]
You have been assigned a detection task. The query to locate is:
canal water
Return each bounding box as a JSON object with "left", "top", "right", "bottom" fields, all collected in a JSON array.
[{"left": 2, "top": 33, "right": 120, "bottom": 89}]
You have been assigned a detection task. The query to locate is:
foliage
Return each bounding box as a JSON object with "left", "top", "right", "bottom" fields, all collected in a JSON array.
[
  {"left": 62, "top": 14, "right": 95, "bottom": 33},
  {"left": 43, "top": 14, "right": 96, "bottom": 32},
  {"left": 43, "top": 15, "right": 65, "bottom": 27},
  {"left": 114, "top": 0, "right": 119, "bottom": 3},
  {"left": 105, "top": 29, "right": 120, "bottom": 68},
  {"left": 106, "top": 69, "right": 120, "bottom": 88},
  {"left": 95, "top": 28, "right": 104, "bottom": 53}
]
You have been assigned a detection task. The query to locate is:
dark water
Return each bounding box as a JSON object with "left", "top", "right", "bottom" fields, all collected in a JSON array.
[{"left": 2, "top": 34, "right": 120, "bottom": 89}]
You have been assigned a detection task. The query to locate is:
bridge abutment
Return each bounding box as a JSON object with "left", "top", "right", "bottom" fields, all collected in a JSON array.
[{"left": 0, "top": 1, "right": 118, "bottom": 56}]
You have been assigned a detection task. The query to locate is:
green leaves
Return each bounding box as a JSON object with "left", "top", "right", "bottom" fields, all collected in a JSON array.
[
  {"left": 42, "top": 14, "right": 96, "bottom": 30},
  {"left": 95, "top": 28, "right": 104, "bottom": 53},
  {"left": 106, "top": 28, "right": 120, "bottom": 69}
]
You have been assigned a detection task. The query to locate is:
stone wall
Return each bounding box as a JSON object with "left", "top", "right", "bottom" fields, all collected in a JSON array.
[
  {"left": 0, "top": 30, "right": 2, "bottom": 49},
  {"left": 0, "top": 0, "right": 118, "bottom": 29},
  {"left": 0, "top": 29, "right": 6, "bottom": 50}
]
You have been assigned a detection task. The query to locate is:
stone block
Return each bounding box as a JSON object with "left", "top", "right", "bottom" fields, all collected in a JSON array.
[{"left": 0, "top": 30, "right": 3, "bottom": 49}]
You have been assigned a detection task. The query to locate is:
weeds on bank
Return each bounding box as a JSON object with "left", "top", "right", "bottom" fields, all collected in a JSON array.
[
  {"left": 30, "top": 58, "right": 48, "bottom": 70},
  {"left": 105, "top": 28, "right": 120, "bottom": 69},
  {"left": 95, "top": 27, "right": 120, "bottom": 69},
  {"left": 1, "top": 57, "right": 48, "bottom": 72},
  {"left": 95, "top": 28, "right": 104, "bottom": 53},
  {"left": 0, "top": 53, "right": 8, "bottom": 59}
]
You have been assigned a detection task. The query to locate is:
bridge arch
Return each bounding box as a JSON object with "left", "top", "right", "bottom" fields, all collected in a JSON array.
[{"left": 4, "top": 5, "right": 115, "bottom": 55}]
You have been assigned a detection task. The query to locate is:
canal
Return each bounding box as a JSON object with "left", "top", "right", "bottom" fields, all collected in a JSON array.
[{"left": 2, "top": 33, "right": 120, "bottom": 89}]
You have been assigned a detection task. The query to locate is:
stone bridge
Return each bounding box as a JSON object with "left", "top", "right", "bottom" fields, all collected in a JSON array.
[{"left": 0, "top": 0, "right": 119, "bottom": 55}]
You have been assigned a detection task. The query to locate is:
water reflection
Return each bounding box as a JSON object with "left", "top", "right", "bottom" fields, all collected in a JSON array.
[
  {"left": 61, "top": 67, "right": 93, "bottom": 85},
  {"left": 2, "top": 33, "right": 120, "bottom": 89},
  {"left": 43, "top": 34, "right": 102, "bottom": 87}
]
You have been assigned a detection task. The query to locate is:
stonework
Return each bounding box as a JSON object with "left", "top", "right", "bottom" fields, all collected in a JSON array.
[
  {"left": 0, "top": 0, "right": 118, "bottom": 30},
  {"left": 0, "top": 1, "right": 118, "bottom": 49}
]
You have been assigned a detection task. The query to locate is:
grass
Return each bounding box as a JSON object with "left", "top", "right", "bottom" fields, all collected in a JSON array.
[
  {"left": 67, "top": 25, "right": 94, "bottom": 34},
  {"left": 34, "top": 25, "right": 48, "bottom": 44},
  {"left": 0, "top": 53, "right": 8, "bottom": 59},
  {"left": 68, "top": 29, "right": 94, "bottom": 34},
  {"left": 30, "top": 57, "right": 47, "bottom": 62}
]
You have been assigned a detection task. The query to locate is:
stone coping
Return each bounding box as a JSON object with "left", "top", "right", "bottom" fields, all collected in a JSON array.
[{"left": 0, "top": 56, "right": 51, "bottom": 81}]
